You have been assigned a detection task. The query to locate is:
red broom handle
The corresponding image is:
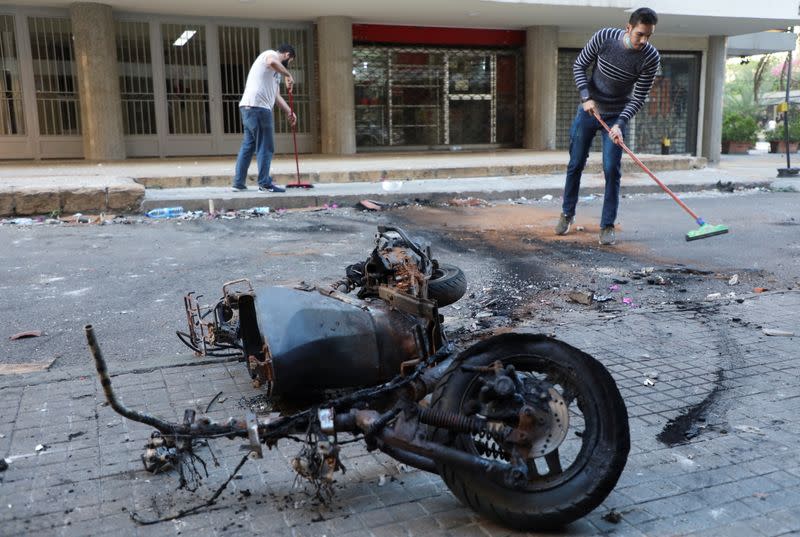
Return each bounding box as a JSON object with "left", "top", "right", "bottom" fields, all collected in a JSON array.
[
  {"left": 288, "top": 88, "right": 300, "bottom": 185},
  {"left": 592, "top": 111, "right": 702, "bottom": 224}
]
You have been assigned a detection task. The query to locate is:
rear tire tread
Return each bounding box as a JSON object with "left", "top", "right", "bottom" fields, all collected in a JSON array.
[{"left": 427, "top": 333, "right": 629, "bottom": 530}]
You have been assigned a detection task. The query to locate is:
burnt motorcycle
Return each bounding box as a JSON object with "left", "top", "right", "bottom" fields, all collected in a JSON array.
[{"left": 85, "top": 225, "right": 629, "bottom": 530}]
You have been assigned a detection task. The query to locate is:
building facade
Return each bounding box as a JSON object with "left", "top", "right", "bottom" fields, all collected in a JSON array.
[{"left": 0, "top": 1, "right": 796, "bottom": 163}]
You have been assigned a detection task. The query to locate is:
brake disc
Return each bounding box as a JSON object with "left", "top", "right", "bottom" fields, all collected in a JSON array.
[{"left": 528, "top": 387, "right": 570, "bottom": 457}]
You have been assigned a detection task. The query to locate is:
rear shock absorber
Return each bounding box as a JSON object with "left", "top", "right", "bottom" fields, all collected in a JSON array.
[{"left": 418, "top": 408, "right": 483, "bottom": 433}]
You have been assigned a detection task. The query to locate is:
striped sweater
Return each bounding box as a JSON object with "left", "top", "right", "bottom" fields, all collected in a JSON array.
[{"left": 573, "top": 28, "right": 660, "bottom": 127}]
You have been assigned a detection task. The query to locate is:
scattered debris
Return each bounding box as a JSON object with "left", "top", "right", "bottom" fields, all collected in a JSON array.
[
  {"left": 753, "top": 492, "right": 769, "bottom": 500},
  {"left": 663, "top": 266, "right": 713, "bottom": 275},
  {"left": 644, "top": 378, "right": 656, "bottom": 387},
  {"left": 622, "top": 297, "right": 633, "bottom": 305},
  {"left": 608, "top": 284, "right": 620, "bottom": 292},
  {"left": 762, "top": 328, "right": 794, "bottom": 337},
  {"left": 0, "top": 358, "right": 57, "bottom": 375},
  {"left": 35, "top": 444, "right": 47, "bottom": 453},
  {"left": 753, "top": 287, "right": 769, "bottom": 293},
  {"left": 602, "top": 509, "right": 622, "bottom": 523},
  {"left": 205, "top": 391, "right": 224, "bottom": 412},
  {"left": 541, "top": 194, "right": 554, "bottom": 201},
  {"left": 357, "top": 199, "right": 386, "bottom": 211},
  {"left": 728, "top": 274, "right": 739, "bottom": 286},
  {"left": 715, "top": 180, "right": 735, "bottom": 193},
  {"left": 706, "top": 293, "right": 722, "bottom": 300},
  {"left": 733, "top": 425, "right": 765, "bottom": 435},
  {"left": 9, "top": 330, "right": 43, "bottom": 340},
  {"left": 593, "top": 294, "right": 614, "bottom": 303},
  {"left": 567, "top": 290, "right": 594, "bottom": 305},
  {"left": 0, "top": 458, "right": 7, "bottom": 471},
  {"left": 646, "top": 275, "right": 667, "bottom": 286},
  {"left": 67, "top": 431, "right": 85, "bottom": 441},
  {"left": 378, "top": 474, "right": 387, "bottom": 487},
  {"left": 575, "top": 225, "right": 585, "bottom": 231},
  {"left": 448, "top": 197, "right": 489, "bottom": 207}
]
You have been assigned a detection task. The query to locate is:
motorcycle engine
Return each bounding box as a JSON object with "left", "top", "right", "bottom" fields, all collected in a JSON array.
[{"left": 344, "top": 228, "right": 434, "bottom": 300}]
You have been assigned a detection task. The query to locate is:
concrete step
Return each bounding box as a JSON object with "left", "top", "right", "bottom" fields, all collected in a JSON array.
[{"left": 136, "top": 155, "right": 706, "bottom": 189}]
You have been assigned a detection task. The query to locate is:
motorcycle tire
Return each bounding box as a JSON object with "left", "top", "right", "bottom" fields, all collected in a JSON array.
[
  {"left": 429, "top": 333, "right": 629, "bottom": 530},
  {"left": 428, "top": 263, "right": 467, "bottom": 307}
]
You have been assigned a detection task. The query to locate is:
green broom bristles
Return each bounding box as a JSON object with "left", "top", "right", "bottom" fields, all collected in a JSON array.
[{"left": 685, "top": 223, "right": 729, "bottom": 241}]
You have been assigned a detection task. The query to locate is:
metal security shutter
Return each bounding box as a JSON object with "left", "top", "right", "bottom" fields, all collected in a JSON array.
[{"left": 353, "top": 45, "right": 521, "bottom": 151}]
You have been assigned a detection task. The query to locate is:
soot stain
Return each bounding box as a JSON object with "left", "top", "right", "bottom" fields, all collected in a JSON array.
[{"left": 657, "top": 369, "right": 725, "bottom": 446}]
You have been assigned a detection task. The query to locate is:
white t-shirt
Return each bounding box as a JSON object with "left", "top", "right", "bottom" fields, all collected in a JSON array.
[{"left": 239, "top": 50, "right": 282, "bottom": 109}]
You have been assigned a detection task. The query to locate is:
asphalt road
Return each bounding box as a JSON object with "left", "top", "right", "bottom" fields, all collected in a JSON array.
[{"left": 1, "top": 189, "right": 797, "bottom": 371}]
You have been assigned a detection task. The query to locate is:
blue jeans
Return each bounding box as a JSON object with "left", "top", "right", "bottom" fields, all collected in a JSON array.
[
  {"left": 561, "top": 106, "right": 626, "bottom": 228},
  {"left": 233, "top": 106, "right": 275, "bottom": 189}
]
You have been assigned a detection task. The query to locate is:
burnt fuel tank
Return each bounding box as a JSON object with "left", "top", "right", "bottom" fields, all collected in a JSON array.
[{"left": 247, "top": 287, "right": 426, "bottom": 396}]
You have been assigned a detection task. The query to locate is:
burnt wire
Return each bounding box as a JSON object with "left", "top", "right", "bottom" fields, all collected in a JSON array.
[{"left": 130, "top": 453, "right": 250, "bottom": 525}]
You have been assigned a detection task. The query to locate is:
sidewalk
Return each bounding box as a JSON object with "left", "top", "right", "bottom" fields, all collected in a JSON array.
[
  {"left": 0, "top": 150, "right": 797, "bottom": 217},
  {"left": 1, "top": 290, "right": 798, "bottom": 536}
]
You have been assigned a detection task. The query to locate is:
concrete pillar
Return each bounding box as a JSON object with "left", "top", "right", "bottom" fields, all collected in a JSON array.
[
  {"left": 317, "top": 16, "right": 356, "bottom": 154},
  {"left": 524, "top": 26, "right": 559, "bottom": 150},
  {"left": 701, "top": 35, "right": 727, "bottom": 164},
  {"left": 70, "top": 3, "right": 125, "bottom": 160}
]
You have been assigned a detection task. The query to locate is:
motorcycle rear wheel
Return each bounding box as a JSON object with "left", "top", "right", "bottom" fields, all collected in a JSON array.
[{"left": 429, "top": 333, "right": 629, "bottom": 530}]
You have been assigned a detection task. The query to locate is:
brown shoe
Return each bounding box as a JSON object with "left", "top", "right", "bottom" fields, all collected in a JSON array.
[
  {"left": 599, "top": 226, "right": 616, "bottom": 245},
  {"left": 555, "top": 214, "right": 574, "bottom": 235}
]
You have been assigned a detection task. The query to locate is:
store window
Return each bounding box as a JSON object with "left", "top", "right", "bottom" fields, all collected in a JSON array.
[
  {"left": 271, "top": 27, "right": 311, "bottom": 135},
  {"left": 633, "top": 53, "right": 700, "bottom": 154},
  {"left": 116, "top": 21, "right": 156, "bottom": 135},
  {"left": 354, "top": 46, "right": 521, "bottom": 150},
  {"left": 219, "top": 25, "right": 259, "bottom": 135},
  {"left": 556, "top": 49, "right": 700, "bottom": 155},
  {"left": 0, "top": 15, "right": 25, "bottom": 135},
  {"left": 28, "top": 16, "right": 80, "bottom": 136},
  {"left": 162, "top": 23, "right": 209, "bottom": 135}
]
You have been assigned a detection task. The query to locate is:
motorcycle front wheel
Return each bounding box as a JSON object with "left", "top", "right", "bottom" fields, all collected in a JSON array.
[{"left": 427, "top": 263, "right": 467, "bottom": 307}]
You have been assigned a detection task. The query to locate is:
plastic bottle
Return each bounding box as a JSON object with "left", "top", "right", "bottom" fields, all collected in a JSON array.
[
  {"left": 146, "top": 206, "right": 184, "bottom": 219},
  {"left": 251, "top": 206, "right": 270, "bottom": 215}
]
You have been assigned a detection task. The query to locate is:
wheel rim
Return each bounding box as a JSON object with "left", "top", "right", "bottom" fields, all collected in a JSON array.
[{"left": 458, "top": 353, "right": 600, "bottom": 491}]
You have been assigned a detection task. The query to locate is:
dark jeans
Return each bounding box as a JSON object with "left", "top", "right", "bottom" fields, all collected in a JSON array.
[
  {"left": 561, "top": 106, "right": 626, "bottom": 228},
  {"left": 233, "top": 106, "right": 275, "bottom": 189}
]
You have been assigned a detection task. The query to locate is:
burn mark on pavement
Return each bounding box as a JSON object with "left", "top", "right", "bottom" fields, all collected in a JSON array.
[{"left": 657, "top": 368, "right": 725, "bottom": 446}]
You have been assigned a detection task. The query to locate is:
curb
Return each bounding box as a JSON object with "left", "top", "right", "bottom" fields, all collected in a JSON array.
[
  {"left": 140, "top": 179, "right": 774, "bottom": 213},
  {"left": 0, "top": 180, "right": 144, "bottom": 217},
  {"left": 135, "top": 155, "right": 706, "bottom": 189}
]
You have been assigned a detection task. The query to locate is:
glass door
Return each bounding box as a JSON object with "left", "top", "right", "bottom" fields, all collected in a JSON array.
[
  {"left": 446, "top": 53, "right": 493, "bottom": 145},
  {"left": 161, "top": 22, "right": 213, "bottom": 154},
  {"left": 0, "top": 14, "right": 32, "bottom": 158}
]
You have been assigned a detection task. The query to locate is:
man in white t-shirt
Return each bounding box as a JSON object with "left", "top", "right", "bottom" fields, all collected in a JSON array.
[{"left": 232, "top": 44, "right": 297, "bottom": 193}]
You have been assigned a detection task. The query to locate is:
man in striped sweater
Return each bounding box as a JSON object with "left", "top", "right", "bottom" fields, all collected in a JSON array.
[{"left": 555, "top": 7, "right": 661, "bottom": 245}]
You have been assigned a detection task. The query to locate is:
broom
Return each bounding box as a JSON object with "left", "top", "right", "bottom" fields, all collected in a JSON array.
[
  {"left": 286, "top": 87, "right": 313, "bottom": 189},
  {"left": 593, "top": 111, "right": 728, "bottom": 241}
]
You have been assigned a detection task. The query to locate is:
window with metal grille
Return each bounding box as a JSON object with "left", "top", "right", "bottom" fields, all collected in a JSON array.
[
  {"left": 162, "top": 23, "right": 209, "bottom": 135},
  {"left": 353, "top": 46, "right": 521, "bottom": 149},
  {"left": 270, "top": 27, "right": 310, "bottom": 135},
  {"left": 556, "top": 49, "right": 600, "bottom": 152},
  {"left": 28, "top": 16, "right": 80, "bottom": 136},
  {"left": 116, "top": 21, "right": 156, "bottom": 136},
  {"left": 219, "top": 25, "right": 259, "bottom": 135},
  {"left": 0, "top": 15, "right": 25, "bottom": 135},
  {"left": 632, "top": 53, "right": 700, "bottom": 155},
  {"left": 557, "top": 49, "right": 700, "bottom": 155}
]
